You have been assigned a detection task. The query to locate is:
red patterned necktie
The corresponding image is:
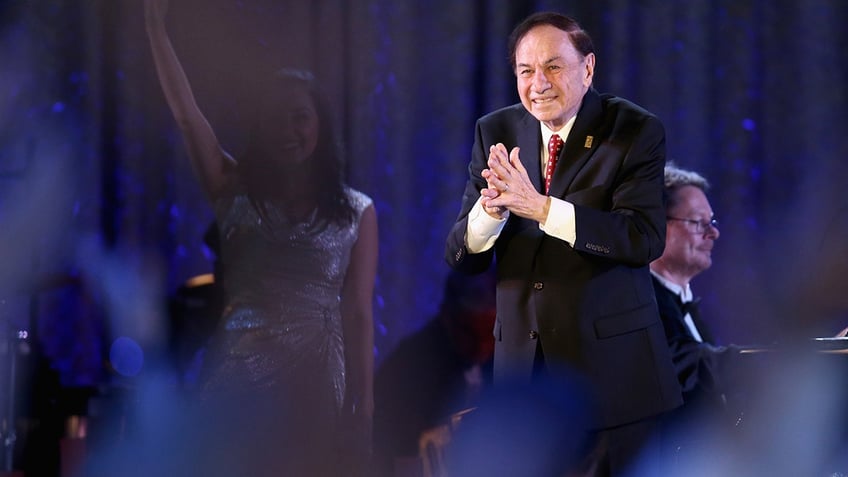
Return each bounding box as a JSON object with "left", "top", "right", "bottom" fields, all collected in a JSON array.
[{"left": 545, "top": 134, "right": 563, "bottom": 194}]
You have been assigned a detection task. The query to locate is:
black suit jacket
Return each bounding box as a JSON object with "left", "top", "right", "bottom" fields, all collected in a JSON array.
[{"left": 445, "top": 88, "right": 682, "bottom": 428}]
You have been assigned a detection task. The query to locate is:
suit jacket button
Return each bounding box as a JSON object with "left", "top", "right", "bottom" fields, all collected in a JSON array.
[
  {"left": 533, "top": 281, "right": 544, "bottom": 290},
  {"left": 529, "top": 330, "right": 539, "bottom": 340}
]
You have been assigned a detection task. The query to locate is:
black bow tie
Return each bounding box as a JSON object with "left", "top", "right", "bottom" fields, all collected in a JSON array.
[{"left": 679, "top": 297, "right": 701, "bottom": 317}]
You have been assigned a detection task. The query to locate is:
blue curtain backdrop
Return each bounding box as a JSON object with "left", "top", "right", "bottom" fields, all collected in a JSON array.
[{"left": 1, "top": 0, "right": 847, "bottom": 389}]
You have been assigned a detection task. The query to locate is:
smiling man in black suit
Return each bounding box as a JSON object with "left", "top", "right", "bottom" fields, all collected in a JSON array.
[{"left": 445, "top": 11, "right": 682, "bottom": 477}]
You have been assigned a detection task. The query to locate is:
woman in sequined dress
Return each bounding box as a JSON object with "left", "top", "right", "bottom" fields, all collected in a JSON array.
[{"left": 145, "top": 0, "right": 378, "bottom": 474}]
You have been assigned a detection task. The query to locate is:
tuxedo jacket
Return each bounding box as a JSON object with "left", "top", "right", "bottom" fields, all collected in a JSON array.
[
  {"left": 445, "top": 88, "right": 682, "bottom": 428},
  {"left": 652, "top": 276, "right": 744, "bottom": 415}
]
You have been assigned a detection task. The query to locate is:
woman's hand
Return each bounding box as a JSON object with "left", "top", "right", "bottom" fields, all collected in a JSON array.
[{"left": 339, "top": 392, "right": 373, "bottom": 475}]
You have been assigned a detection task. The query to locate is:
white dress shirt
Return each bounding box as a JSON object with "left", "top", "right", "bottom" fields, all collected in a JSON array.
[{"left": 651, "top": 270, "right": 704, "bottom": 343}]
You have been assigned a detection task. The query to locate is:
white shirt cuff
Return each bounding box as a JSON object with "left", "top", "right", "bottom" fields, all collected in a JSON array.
[
  {"left": 465, "top": 197, "right": 508, "bottom": 253},
  {"left": 539, "top": 197, "right": 576, "bottom": 246}
]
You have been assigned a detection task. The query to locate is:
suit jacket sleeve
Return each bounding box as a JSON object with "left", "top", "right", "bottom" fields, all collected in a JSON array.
[{"left": 444, "top": 116, "right": 498, "bottom": 274}]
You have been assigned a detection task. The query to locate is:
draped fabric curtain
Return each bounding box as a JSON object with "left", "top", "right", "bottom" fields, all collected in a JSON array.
[{"left": 1, "top": 0, "right": 847, "bottom": 385}]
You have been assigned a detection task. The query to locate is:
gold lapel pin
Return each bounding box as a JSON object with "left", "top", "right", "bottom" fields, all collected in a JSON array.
[{"left": 584, "top": 136, "right": 593, "bottom": 148}]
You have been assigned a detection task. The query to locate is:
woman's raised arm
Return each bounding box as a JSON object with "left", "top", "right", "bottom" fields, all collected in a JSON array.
[{"left": 145, "top": 0, "right": 235, "bottom": 200}]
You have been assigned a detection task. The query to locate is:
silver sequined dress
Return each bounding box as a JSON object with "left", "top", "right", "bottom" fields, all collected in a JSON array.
[{"left": 199, "top": 186, "right": 372, "bottom": 458}]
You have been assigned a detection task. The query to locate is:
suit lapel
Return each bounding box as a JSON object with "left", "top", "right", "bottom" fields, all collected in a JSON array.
[
  {"left": 688, "top": 304, "right": 715, "bottom": 343},
  {"left": 517, "top": 111, "right": 543, "bottom": 193},
  {"left": 548, "top": 89, "right": 603, "bottom": 197}
]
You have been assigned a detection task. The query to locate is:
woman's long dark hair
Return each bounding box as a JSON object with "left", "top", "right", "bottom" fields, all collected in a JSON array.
[{"left": 240, "top": 68, "right": 355, "bottom": 225}]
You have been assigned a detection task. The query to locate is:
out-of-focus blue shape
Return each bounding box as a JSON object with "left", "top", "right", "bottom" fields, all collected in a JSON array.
[{"left": 109, "top": 336, "right": 144, "bottom": 377}]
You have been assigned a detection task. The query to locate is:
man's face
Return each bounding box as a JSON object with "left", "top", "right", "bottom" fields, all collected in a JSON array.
[
  {"left": 663, "top": 186, "right": 720, "bottom": 280},
  {"left": 514, "top": 25, "right": 594, "bottom": 131}
]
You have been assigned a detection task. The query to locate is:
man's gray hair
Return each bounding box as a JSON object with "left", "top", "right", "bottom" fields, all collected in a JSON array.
[
  {"left": 664, "top": 162, "right": 709, "bottom": 191},
  {"left": 664, "top": 162, "right": 710, "bottom": 210}
]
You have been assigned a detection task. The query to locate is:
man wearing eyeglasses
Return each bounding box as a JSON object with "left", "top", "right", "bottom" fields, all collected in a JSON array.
[{"left": 649, "top": 164, "right": 749, "bottom": 459}]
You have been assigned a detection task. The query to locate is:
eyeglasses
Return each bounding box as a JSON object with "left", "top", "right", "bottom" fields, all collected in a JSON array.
[{"left": 667, "top": 216, "right": 719, "bottom": 234}]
